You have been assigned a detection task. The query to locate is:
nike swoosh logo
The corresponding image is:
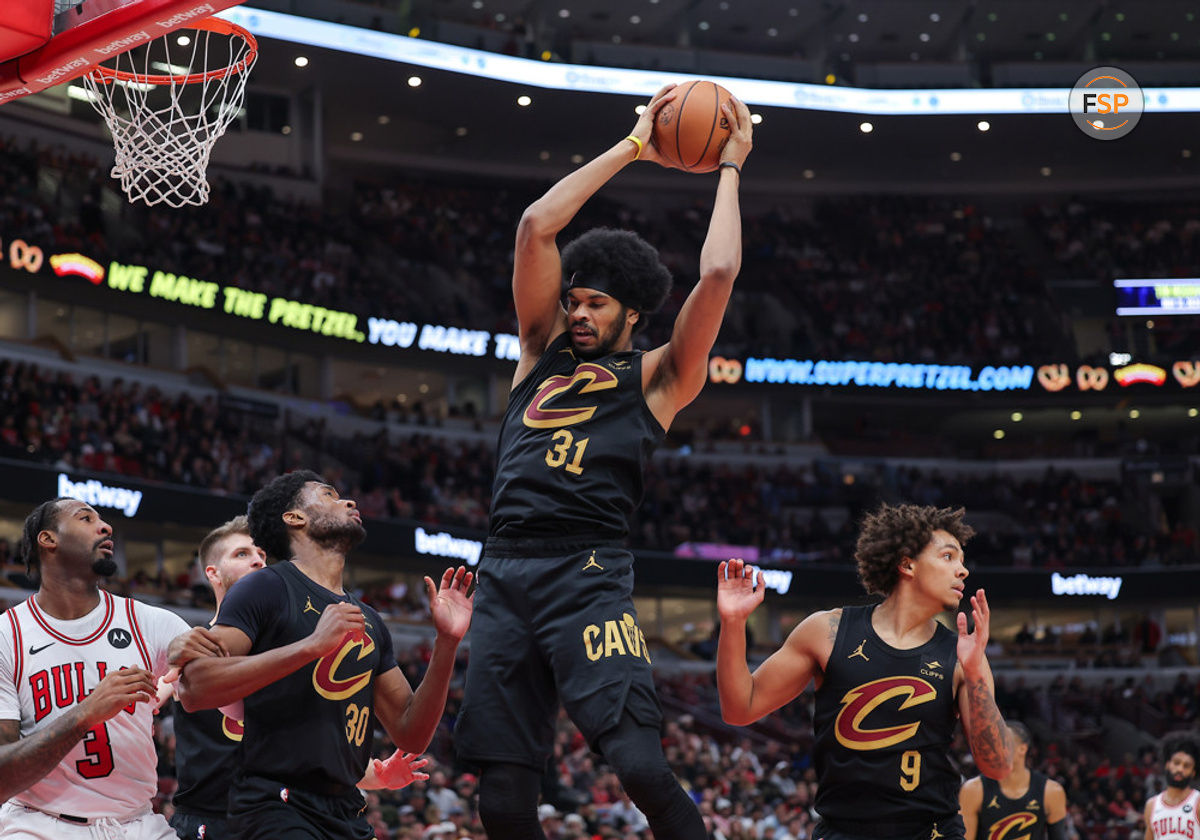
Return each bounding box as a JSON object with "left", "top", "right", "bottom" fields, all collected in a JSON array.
[{"left": 29, "top": 642, "right": 55, "bottom": 655}]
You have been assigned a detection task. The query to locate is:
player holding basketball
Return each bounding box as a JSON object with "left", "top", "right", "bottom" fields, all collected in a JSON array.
[
  {"left": 959, "top": 722, "right": 1067, "bottom": 840},
  {"left": 1144, "top": 739, "right": 1200, "bottom": 840},
  {"left": 454, "top": 83, "right": 752, "bottom": 840},
  {"left": 716, "top": 503, "right": 1015, "bottom": 840},
  {"left": 175, "top": 471, "right": 471, "bottom": 840},
  {"left": 168, "top": 515, "right": 429, "bottom": 840},
  {"left": 0, "top": 497, "right": 198, "bottom": 839}
]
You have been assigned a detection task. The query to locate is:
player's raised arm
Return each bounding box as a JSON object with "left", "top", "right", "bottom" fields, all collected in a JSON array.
[
  {"left": 715, "top": 559, "right": 829, "bottom": 726},
  {"left": 955, "top": 590, "right": 1015, "bottom": 779},
  {"left": 511, "top": 84, "right": 677, "bottom": 383},
  {"left": 373, "top": 567, "right": 473, "bottom": 753},
  {"left": 644, "top": 97, "right": 753, "bottom": 422}
]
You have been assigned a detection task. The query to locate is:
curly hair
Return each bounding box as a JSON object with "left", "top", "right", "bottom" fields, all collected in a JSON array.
[
  {"left": 1164, "top": 735, "right": 1200, "bottom": 767},
  {"left": 562, "top": 228, "right": 672, "bottom": 332},
  {"left": 247, "top": 471, "right": 323, "bottom": 562},
  {"left": 18, "top": 497, "right": 73, "bottom": 575},
  {"left": 854, "top": 503, "right": 975, "bottom": 597}
]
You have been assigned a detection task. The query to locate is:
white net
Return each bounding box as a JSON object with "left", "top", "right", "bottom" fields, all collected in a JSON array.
[{"left": 81, "top": 18, "right": 256, "bottom": 207}]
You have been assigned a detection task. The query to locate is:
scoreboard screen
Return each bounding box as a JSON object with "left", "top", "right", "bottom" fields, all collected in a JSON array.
[{"left": 1115, "top": 279, "right": 1200, "bottom": 315}]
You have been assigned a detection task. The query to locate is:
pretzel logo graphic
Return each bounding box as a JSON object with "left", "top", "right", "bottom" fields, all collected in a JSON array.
[
  {"left": 1076, "top": 365, "right": 1109, "bottom": 391},
  {"left": 709, "top": 356, "right": 744, "bottom": 384},
  {"left": 1173, "top": 361, "right": 1200, "bottom": 388},
  {"left": 1036, "top": 365, "right": 1070, "bottom": 392}
]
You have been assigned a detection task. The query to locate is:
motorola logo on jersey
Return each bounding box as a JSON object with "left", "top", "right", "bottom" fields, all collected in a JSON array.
[
  {"left": 987, "top": 812, "right": 1039, "bottom": 840},
  {"left": 582, "top": 613, "right": 652, "bottom": 664},
  {"left": 221, "top": 715, "right": 244, "bottom": 743},
  {"left": 834, "top": 676, "right": 938, "bottom": 751},
  {"left": 523, "top": 364, "right": 619, "bottom": 429},
  {"left": 107, "top": 628, "right": 132, "bottom": 649},
  {"left": 312, "top": 633, "right": 377, "bottom": 701}
]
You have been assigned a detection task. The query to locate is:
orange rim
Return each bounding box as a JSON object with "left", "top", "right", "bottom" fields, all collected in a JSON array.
[{"left": 87, "top": 17, "right": 257, "bottom": 86}]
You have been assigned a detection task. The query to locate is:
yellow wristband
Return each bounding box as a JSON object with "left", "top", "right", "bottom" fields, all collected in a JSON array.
[{"left": 624, "top": 134, "right": 644, "bottom": 160}]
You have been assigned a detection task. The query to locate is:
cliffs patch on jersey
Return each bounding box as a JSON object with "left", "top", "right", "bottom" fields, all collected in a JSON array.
[{"left": 834, "top": 676, "right": 938, "bottom": 750}]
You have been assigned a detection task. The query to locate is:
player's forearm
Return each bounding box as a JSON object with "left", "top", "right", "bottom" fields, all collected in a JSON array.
[
  {"left": 716, "top": 618, "right": 757, "bottom": 725},
  {"left": 178, "top": 640, "right": 317, "bottom": 711},
  {"left": 698, "top": 167, "right": 743, "bottom": 283},
  {"left": 0, "top": 708, "right": 93, "bottom": 801},
  {"left": 521, "top": 140, "right": 636, "bottom": 236},
  {"left": 963, "top": 667, "right": 1015, "bottom": 778},
  {"left": 387, "top": 635, "right": 460, "bottom": 753}
]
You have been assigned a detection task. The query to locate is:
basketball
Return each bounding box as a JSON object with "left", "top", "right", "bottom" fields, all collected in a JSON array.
[{"left": 651, "top": 80, "right": 734, "bottom": 173}]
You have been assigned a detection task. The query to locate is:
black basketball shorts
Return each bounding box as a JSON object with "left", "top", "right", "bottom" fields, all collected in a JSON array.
[
  {"left": 170, "top": 810, "right": 231, "bottom": 840},
  {"left": 227, "top": 774, "right": 373, "bottom": 840},
  {"left": 454, "top": 540, "right": 663, "bottom": 769}
]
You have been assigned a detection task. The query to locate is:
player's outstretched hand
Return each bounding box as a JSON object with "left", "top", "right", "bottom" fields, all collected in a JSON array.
[
  {"left": 426, "top": 566, "right": 474, "bottom": 642},
  {"left": 631, "top": 83, "right": 679, "bottom": 169},
  {"left": 718, "top": 97, "right": 753, "bottom": 170},
  {"left": 167, "top": 626, "right": 229, "bottom": 670},
  {"left": 717, "top": 558, "right": 765, "bottom": 622},
  {"left": 306, "top": 602, "right": 367, "bottom": 659},
  {"left": 80, "top": 666, "right": 158, "bottom": 725},
  {"left": 372, "top": 750, "right": 430, "bottom": 790},
  {"left": 956, "top": 588, "right": 991, "bottom": 676}
]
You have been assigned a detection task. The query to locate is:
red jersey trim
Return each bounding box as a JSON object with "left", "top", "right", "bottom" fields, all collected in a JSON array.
[
  {"left": 28, "top": 590, "right": 115, "bottom": 645},
  {"left": 6, "top": 609, "right": 22, "bottom": 687},
  {"left": 125, "top": 599, "right": 152, "bottom": 671}
]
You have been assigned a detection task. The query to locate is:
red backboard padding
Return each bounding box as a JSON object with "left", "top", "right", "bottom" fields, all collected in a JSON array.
[
  {"left": 0, "top": 0, "right": 55, "bottom": 64},
  {"left": 0, "top": 0, "right": 243, "bottom": 104}
]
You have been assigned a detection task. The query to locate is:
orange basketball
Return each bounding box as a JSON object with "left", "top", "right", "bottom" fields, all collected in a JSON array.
[{"left": 651, "top": 80, "right": 733, "bottom": 173}]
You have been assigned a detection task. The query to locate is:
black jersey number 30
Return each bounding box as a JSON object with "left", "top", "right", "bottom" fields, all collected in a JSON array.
[
  {"left": 545, "top": 430, "right": 589, "bottom": 475},
  {"left": 899, "top": 749, "right": 921, "bottom": 791}
]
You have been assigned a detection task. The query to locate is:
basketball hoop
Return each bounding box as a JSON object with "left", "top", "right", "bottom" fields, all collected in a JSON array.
[{"left": 81, "top": 16, "right": 257, "bottom": 207}]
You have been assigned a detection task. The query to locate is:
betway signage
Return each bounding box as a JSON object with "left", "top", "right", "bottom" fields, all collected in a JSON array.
[
  {"left": 1050, "top": 572, "right": 1123, "bottom": 600},
  {"left": 414, "top": 526, "right": 484, "bottom": 566},
  {"left": 57, "top": 474, "right": 144, "bottom": 517}
]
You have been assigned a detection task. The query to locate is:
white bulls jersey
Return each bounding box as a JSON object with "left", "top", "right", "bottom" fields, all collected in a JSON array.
[
  {"left": 1149, "top": 789, "right": 1200, "bottom": 840},
  {"left": 0, "top": 590, "right": 188, "bottom": 819}
]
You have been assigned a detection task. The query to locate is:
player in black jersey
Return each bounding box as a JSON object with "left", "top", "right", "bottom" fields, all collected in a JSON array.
[
  {"left": 167, "top": 516, "right": 430, "bottom": 840},
  {"left": 959, "top": 722, "right": 1067, "bottom": 840},
  {"left": 455, "top": 84, "right": 753, "bottom": 840},
  {"left": 716, "top": 503, "right": 1016, "bottom": 840},
  {"left": 174, "top": 472, "right": 472, "bottom": 840}
]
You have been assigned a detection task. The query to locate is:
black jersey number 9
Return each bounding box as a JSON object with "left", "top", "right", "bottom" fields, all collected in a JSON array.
[
  {"left": 545, "top": 430, "right": 589, "bottom": 475},
  {"left": 345, "top": 703, "right": 371, "bottom": 747},
  {"left": 899, "top": 749, "right": 921, "bottom": 791}
]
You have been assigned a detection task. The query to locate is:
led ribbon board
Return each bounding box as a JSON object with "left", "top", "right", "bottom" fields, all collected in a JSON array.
[
  {"left": 1115, "top": 279, "right": 1200, "bottom": 316},
  {"left": 218, "top": 6, "right": 1200, "bottom": 115}
]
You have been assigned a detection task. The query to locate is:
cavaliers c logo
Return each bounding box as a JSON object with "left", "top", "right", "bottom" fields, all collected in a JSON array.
[
  {"left": 835, "top": 676, "right": 938, "bottom": 751},
  {"left": 523, "top": 364, "right": 619, "bottom": 429},
  {"left": 221, "top": 715, "right": 244, "bottom": 743},
  {"left": 312, "top": 634, "right": 377, "bottom": 701},
  {"left": 987, "top": 812, "right": 1039, "bottom": 840}
]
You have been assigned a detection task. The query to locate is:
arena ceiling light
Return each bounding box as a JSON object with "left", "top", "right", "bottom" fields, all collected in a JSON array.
[{"left": 217, "top": 7, "right": 1200, "bottom": 116}]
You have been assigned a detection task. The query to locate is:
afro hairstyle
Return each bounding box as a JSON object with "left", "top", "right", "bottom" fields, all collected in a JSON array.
[
  {"left": 854, "top": 503, "right": 975, "bottom": 597},
  {"left": 562, "top": 228, "right": 672, "bottom": 331},
  {"left": 247, "top": 470, "right": 324, "bottom": 562}
]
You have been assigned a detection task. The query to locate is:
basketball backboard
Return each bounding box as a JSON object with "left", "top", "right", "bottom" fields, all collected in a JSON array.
[{"left": 0, "top": 0, "right": 243, "bottom": 103}]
